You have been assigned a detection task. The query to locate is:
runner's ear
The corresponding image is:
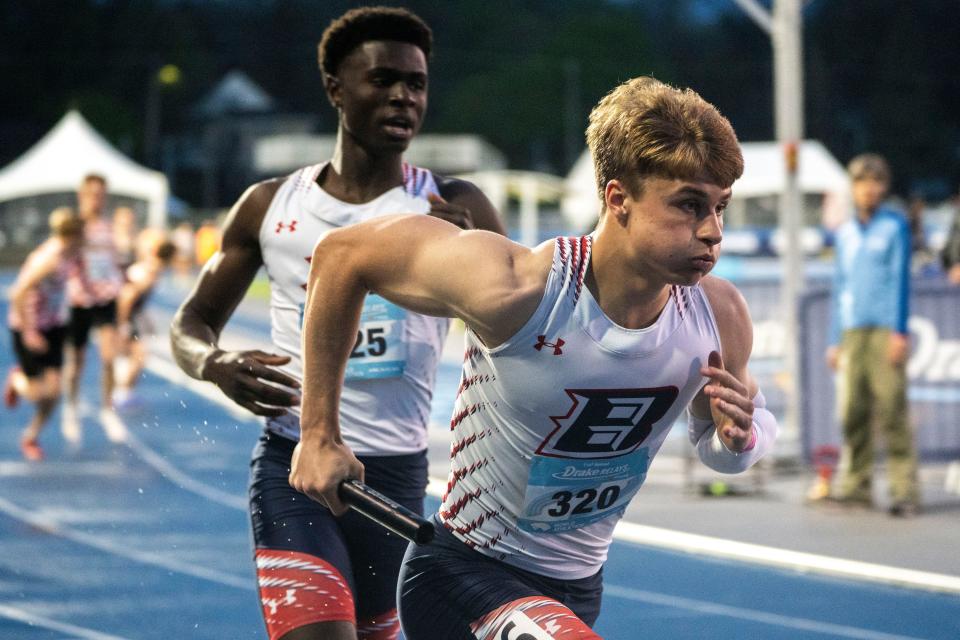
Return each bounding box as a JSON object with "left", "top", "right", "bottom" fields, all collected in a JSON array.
[{"left": 324, "top": 73, "right": 342, "bottom": 109}]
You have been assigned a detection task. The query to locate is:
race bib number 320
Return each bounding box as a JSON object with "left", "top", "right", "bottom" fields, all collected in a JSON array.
[
  {"left": 517, "top": 448, "right": 649, "bottom": 533},
  {"left": 518, "top": 387, "right": 677, "bottom": 533}
]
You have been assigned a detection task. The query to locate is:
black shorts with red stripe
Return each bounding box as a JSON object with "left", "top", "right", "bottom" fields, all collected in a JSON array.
[
  {"left": 250, "top": 429, "right": 427, "bottom": 639},
  {"left": 398, "top": 516, "right": 603, "bottom": 639}
]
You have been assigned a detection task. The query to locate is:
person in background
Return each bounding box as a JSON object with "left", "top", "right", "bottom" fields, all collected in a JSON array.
[
  {"left": 112, "top": 237, "right": 177, "bottom": 409},
  {"left": 823, "top": 153, "right": 918, "bottom": 517},
  {"left": 193, "top": 218, "right": 221, "bottom": 268},
  {"left": 112, "top": 206, "right": 139, "bottom": 274},
  {"left": 170, "top": 220, "right": 196, "bottom": 281},
  {"left": 62, "top": 174, "right": 128, "bottom": 446},
  {"left": 905, "top": 193, "right": 938, "bottom": 276},
  {"left": 941, "top": 187, "right": 960, "bottom": 285},
  {"left": 170, "top": 7, "right": 504, "bottom": 639},
  {"left": 4, "top": 208, "right": 84, "bottom": 460}
]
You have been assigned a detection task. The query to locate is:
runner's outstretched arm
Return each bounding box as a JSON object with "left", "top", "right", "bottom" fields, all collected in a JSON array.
[
  {"left": 10, "top": 248, "right": 60, "bottom": 352},
  {"left": 170, "top": 180, "right": 301, "bottom": 417},
  {"left": 291, "top": 213, "right": 547, "bottom": 513}
]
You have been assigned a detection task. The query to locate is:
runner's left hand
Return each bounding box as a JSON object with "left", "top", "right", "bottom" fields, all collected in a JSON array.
[
  {"left": 700, "top": 351, "right": 755, "bottom": 452},
  {"left": 427, "top": 192, "right": 475, "bottom": 230}
]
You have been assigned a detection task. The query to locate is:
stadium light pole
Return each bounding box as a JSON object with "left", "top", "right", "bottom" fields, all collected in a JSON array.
[
  {"left": 144, "top": 64, "right": 182, "bottom": 168},
  {"left": 733, "top": 0, "right": 805, "bottom": 448}
]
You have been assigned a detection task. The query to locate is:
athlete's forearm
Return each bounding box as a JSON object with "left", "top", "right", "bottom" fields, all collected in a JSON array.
[
  {"left": 116, "top": 284, "right": 139, "bottom": 326},
  {"left": 170, "top": 180, "right": 276, "bottom": 382},
  {"left": 10, "top": 292, "right": 40, "bottom": 333},
  {"left": 298, "top": 230, "right": 368, "bottom": 445},
  {"left": 170, "top": 250, "right": 260, "bottom": 382},
  {"left": 9, "top": 282, "right": 29, "bottom": 327},
  {"left": 170, "top": 300, "right": 233, "bottom": 382},
  {"left": 688, "top": 390, "right": 778, "bottom": 474}
]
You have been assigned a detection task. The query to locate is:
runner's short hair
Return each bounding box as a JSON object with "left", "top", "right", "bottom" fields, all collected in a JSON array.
[
  {"left": 586, "top": 76, "right": 743, "bottom": 204},
  {"left": 49, "top": 207, "right": 84, "bottom": 238},
  {"left": 318, "top": 6, "right": 432, "bottom": 76},
  {"left": 81, "top": 173, "right": 106, "bottom": 188},
  {"left": 155, "top": 240, "right": 177, "bottom": 263},
  {"left": 847, "top": 153, "right": 891, "bottom": 183}
]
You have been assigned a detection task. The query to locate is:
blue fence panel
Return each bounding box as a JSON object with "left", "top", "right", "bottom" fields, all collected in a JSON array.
[{"left": 798, "top": 282, "right": 960, "bottom": 462}]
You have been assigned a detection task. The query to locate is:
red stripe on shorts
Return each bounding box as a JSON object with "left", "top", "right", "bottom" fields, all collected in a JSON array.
[
  {"left": 470, "top": 596, "right": 601, "bottom": 639},
  {"left": 255, "top": 549, "right": 355, "bottom": 640},
  {"left": 356, "top": 608, "right": 400, "bottom": 639}
]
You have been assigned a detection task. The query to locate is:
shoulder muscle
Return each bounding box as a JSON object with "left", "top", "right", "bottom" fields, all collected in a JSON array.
[
  {"left": 220, "top": 178, "right": 285, "bottom": 249},
  {"left": 323, "top": 214, "right": 546, "bottom": 344},
  {"left": 701, "top": 275, "right": 753, "bottom": 372}
]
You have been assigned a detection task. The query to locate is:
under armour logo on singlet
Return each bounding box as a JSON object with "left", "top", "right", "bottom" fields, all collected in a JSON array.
[
  {"left": 534, "top": 335, "right": 565, "bottom": 355},
  {"left": 275, "top": 220, "right": 298, "bottom": 233}
]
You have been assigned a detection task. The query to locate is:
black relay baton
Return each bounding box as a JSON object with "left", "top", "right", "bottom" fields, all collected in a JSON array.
[{"left": 339, "top": 479, "right": 435, "bottom": 545}]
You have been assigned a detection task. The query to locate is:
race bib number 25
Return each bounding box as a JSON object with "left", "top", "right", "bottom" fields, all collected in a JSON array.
[
  {"left": 344, "top": 294, "right": 407, "bottom": 380},
  {"left": 296, "top": 294, "right": 408, "bottom": 380}
]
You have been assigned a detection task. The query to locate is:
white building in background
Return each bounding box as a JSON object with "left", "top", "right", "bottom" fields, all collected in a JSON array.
[
  {"left": 255, "top": 133, "right": 569, "bottom": 246},
  {"left": 188, "top": 70, "right": 317, "bottom": 209},
  {"left": 253, "top": 133, "right": 507, "bottom": 177}
]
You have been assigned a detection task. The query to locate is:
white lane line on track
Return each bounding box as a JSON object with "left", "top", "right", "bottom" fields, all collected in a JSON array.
[
  {"left": 611, "top": 520, "right": 960, "bottom": 596},
  {"left": 145, "top": 356, "right": 253, "bottom": 421},
  {"left": 603, "top": 585, "right": 927, "bottom": 640},
  {"left": 146, "top": 356, "right": 960, "bottom": 597},
  {"left": 0, "top": 460, "right": 127, "bottom": 477},
  {"left": 123, "top": 429, "right": 247, "bottom": 511},
  {"left": 0, "top": 603, "right": 130, "bottom": 640},
  {"left": 0, "top": 495, "right": 251, "bottom": 591}
]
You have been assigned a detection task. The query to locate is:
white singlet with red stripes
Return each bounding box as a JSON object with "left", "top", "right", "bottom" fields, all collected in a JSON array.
[
  {"left": 441, "top": 235, "right": 723, "bottom": 579},
  {"left": 259, "top": 162, "right": 449, "bottom": 455},
  {"left": 8, "top": 239, "right": 78, "bottom": 331},
  {"left": 69, "top": 216, "right": 123, "bottom": 307}
]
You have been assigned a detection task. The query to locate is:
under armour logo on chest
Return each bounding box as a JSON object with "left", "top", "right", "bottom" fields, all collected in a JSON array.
[
  {"left": 534, "top": 335, "right": 565, "bottom": 355},
  {"left": 275, "top": 220, "right": 298, "bottom": 233}
]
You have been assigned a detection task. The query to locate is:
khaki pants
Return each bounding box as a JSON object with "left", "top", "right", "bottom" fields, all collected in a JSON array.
[{"left": 836, "top": 328, "right": 918, "bottom": 503}]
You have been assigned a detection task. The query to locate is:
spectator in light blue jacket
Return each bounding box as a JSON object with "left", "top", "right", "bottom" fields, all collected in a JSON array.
[{"left": 823, "top": 153, "right": 918, "bottom": 517}]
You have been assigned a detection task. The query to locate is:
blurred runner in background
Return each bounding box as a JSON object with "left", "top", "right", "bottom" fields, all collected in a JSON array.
[
  {"left": 4, "top": 208, "right": 84, "bottom": 461},
  {"left": 112, "top": 205, "right": 139, "bottom": 274},
  {"left": 63, "top": 174, "right": 127, "bottom": 446},
  {"left": 112, "top": 236, "right": 177, "bottom": 410},
  {"left": 193, "top": 218, "right": 220, "bottom": 268}
]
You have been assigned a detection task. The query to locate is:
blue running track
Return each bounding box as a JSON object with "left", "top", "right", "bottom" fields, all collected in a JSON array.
[{"left": 1, "top": 280, "right": 958, "bottom": 639}]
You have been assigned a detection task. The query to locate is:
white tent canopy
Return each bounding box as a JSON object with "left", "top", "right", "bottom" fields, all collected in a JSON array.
[
  {"left": 562, "top": 140, "right": 849, "bottom": 230},
  {"left": 733, "top": 140, "right": 848, "bottom": 199},
  {"left": 0, "top": 111, "right": 168, "bottom": 228}
]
